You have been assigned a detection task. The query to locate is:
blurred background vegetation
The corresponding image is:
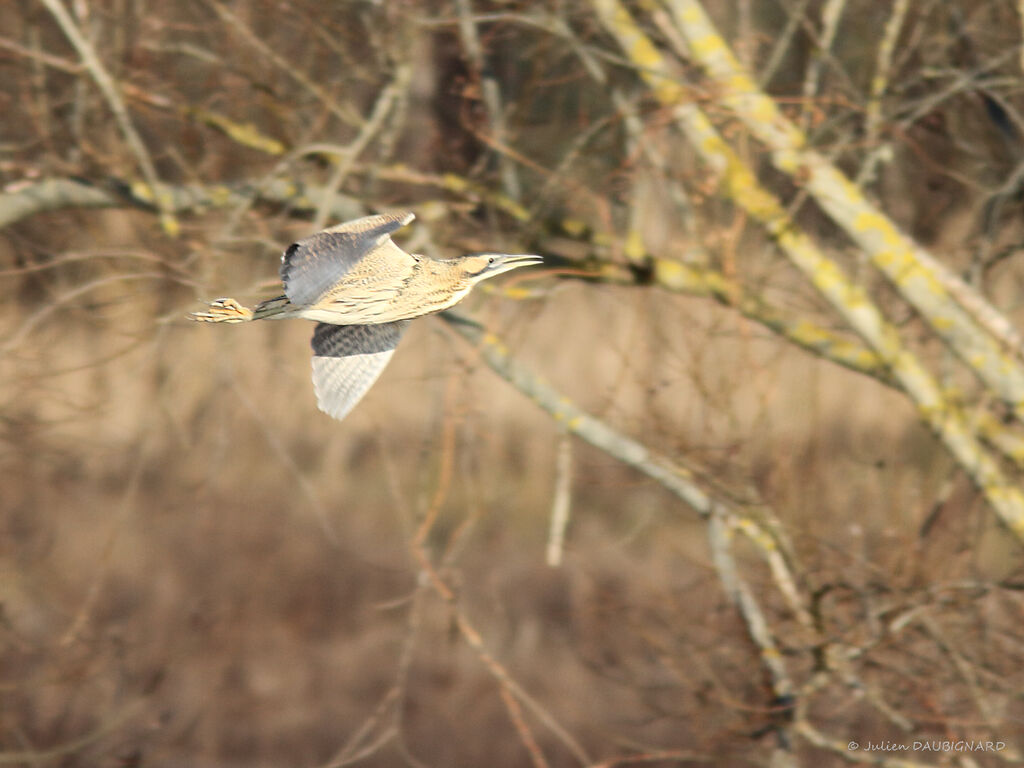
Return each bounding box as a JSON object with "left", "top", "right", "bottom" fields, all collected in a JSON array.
[{"left": 2, "top": 0, "right": 1024, "bottom": 766}]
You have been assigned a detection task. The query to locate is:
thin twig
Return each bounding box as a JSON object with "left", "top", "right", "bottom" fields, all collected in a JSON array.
[
  {"left": 38, "top": 0, "right": 178, "bottom": 236},
  {"left": 545, "top": 427, "right": 573, "bottom": 567},
  {"left": 497, "top": 685, "right": 551, "bottom": 768},
  {"left": 313, "top": 65, "right": 411, "bottom": 230},
  {"left": 758, "top": 0, "right": 813, "bottom": 88},
  {"left": 597, "top": 0, "right": 1024, "bottom": 540},
  {"left": 455, "top": 0, "right": 520, "bottom": 201},
  {"left": 858, "top": 0, "right": 910, "bottom": 186},
  {"left": 204, "top": 0, "right": 361, "bottom": 128},
  {"left": 799, "top": 0, "right": 847, "bottom": 133},
  {"left": 663, "top": 0, "right": 1024, "bottom": 388},
  {"left": 441, "top": 312, "right": 813, "bottom": 625},
  {"left": 227, "top": 379, "right": 338, "bottom": 544},
  {"left": 0, "top": 698, "right": 147, "bottom": 764}
]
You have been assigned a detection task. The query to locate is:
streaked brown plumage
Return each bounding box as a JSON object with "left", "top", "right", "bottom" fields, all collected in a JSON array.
[{"left": 191, "top": 211, "right": 541, "bottom": 421}]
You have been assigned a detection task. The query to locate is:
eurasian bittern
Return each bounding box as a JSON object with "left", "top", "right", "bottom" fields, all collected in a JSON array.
[{"left": 191, "top": 211, "right": 542, "bottom": 420}]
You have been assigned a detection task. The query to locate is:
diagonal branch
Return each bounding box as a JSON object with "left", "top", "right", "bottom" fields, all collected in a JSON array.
[
  {"left": 38, "top": 0, "right": 179, "bottom": 237},
  {"left": 584, "top": 257, "right": 892, "bottom": 384},
  {"left": 204, "top": 0, "right": 361, "bottom": 128},
  {"left": 455, "top": 0, "right": 521, "bottom": 201},
  {"left": 660, "top": 0, "right": 1024, "bottom": 408},
  {"left": 441, "top": 313, "right": 811, "bottom": 696},
  {"left": 591, "top": 0, "right": 1024, "bottom": 543},
  {"left": 312, "top": 65, "right": 411, "bottom": 230},
  {"left": 0, "top": 177, "right": 365, "bottom": 230}
]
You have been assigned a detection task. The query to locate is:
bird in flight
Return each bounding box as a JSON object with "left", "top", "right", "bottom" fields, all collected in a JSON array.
[{"left": 191, "top": 211, "right": 541, "bottom": 421}]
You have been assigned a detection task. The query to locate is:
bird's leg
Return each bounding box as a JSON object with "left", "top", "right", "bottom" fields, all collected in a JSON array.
[
  {"left": 189, "top": 297, "right": 255, "bottom": 323},
  {"left": 251, "top": 295, "right": 292, "bottom": 319}
]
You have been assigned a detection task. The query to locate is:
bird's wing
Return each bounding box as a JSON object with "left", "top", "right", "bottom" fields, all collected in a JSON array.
[
  {"left": 281, "top": 211, "right": 416, "bottom": 307},
  {"left": 310, "top": 320, "right": 411, "bottom": 421}
]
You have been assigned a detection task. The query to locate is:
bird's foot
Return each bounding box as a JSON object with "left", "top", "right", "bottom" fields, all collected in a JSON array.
[{"left": 189, "top": 297, "right": 255, "bottom": 323}]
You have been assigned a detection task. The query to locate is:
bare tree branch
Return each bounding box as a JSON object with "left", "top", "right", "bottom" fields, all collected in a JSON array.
[{"left": 38, "top": 0, "right": 179, "bottom": 236}]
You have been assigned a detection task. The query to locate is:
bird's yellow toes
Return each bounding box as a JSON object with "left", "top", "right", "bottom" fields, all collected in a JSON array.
[{"left": 189, "top": 297, "right": 254, "bottom": 323}]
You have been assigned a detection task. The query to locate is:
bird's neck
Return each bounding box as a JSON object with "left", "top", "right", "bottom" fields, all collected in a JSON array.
[{"left": 409, "top": 259, "right": 472, "bottom": 314}]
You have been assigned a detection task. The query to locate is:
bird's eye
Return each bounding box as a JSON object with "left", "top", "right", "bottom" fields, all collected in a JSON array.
[{"left": 488, "top": 256, "right": 495, "bottom": 265}]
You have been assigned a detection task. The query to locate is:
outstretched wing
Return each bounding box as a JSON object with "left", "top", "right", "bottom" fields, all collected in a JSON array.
[
  {"left": 310, "top": 321, "right": 411, "bottom": 421},
  {"left": 281, "top": 211, "right": 416, "bottom": 307}
]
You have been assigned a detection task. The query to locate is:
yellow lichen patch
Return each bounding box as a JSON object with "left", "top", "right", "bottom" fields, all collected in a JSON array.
[
  {"left": 847, "top": 205, "right": 913, "bottom": 257},
  {"left": 649, "top": 76, "right": 685, "bottom": 106},
  {"left": 596, "top": 0, "right": 685, "bottom": 106},
  {"left": 479, "top": 285, "right": 536, "bottom": 301},
  {"left": 560, "top": 218, "right": 588, "bottom": 237},
  {"left": 914, "top": 400, "right": 943, "bottom": 425},
  {"left": 482, "top": 333, "right": 508, "bottom": 358},
  {"left": 724, "top": 72, "right": 758, "bottom": 99},
  {"left": 499, "top": 200, "right": 530, "bottom": 222},
  {"left": 734, "top": 518, "right": 776, "bottom": 551},
  {"left": 224, "top": 123, "right": 284, "bottom": 156},
  {"left": 873, "top": 248, "right": 897, "bottom": 269},
  {"left": 918, "top": 270, "right": 950, "bottom": 298},
  {"left": 652, "top": 258, "right": 686, "bottom": 288},
  {"left": 655, "top": 259, "right": 722, "bottom": 296},
  {"left": 879, "top": 222, "right": 909, "bottom": 251},
  {"left": 814, "top": 164, "right": 870, "bottom": 209},
  {"left": 789, "top": 319, "right": 832, "bottom": 346},
  {"left": 725, "top": 164, "right": 781, "bottom": 224},
  {"left": 769, "top": 147, "right": 800, "bottom": 176},
  {"left": 624, "top": 228, "right": 645, "bottom": 263},
  {"left": 159, "top": 213, "right": 181, "bottom": 239},
  {"left": 441, "top": 173, "right": 468, "bottom": 192},
  {"left": 688, "top": 33, "right": 727, "bottom": 60},
  {"left": 882, "top": 257, "right": 927, "bottom": 289},
  {"left": 626, "top": 32, "right": 664, "bottom": 72},
  {"left": 613, "top": 3, "right": 661, "bottom": 70},
  {"left": 999, "top": 355, "right": 1020, "bottom": 376},
  {"left": 851, "top": 347, "right": 885, "bottom": 370},
  {"left": 208, "top": 185, "right": 233, "bottom": 207},
  {"left": 982, "top": 485, "right": 1024, "bottom": 535},
  {"left": 680, "top": 4, "right": 702, "bottom": 24},
  {"left": 156, "top": 188, "right": 176, "bottom": 210},
  {"left": 130, "top": 180, "right": 154, "bottom": 202},
  {"left": 805, "top": 257, "right": 848, "bottom": 294},
  {"left": 853, "top": 210, "right": 892, "bottom": 237},
  {"left": 940, "top": 386, "right": 966, "bottom": 407},
  {"left": 702, "top": 270, "right": 732, "bottom": 296},
  {"left": 869, "top": 74, "right": 887, "bottom": 98},
  {"left": 749, "top": 93, "right": 782, "bottom": 127},
  {"left": 192, "top": 108, "right": 286, "bottom": 156},
  {"left": 696, "top": 129, "right": 728, "bottom": 162}
]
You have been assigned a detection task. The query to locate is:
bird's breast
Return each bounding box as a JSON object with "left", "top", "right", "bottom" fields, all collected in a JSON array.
[{"left": 295, "top": 269, "right": 471, "bottom": 325}]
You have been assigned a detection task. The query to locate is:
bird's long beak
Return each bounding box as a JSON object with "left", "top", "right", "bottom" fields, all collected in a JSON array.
[{"left": 482, "top": 253, "right": 544, "bottom": 277}]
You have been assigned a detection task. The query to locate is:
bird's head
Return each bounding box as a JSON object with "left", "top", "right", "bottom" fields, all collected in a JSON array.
[{"left": 459, "top": 253, "right": 544, "bottom": 283}]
